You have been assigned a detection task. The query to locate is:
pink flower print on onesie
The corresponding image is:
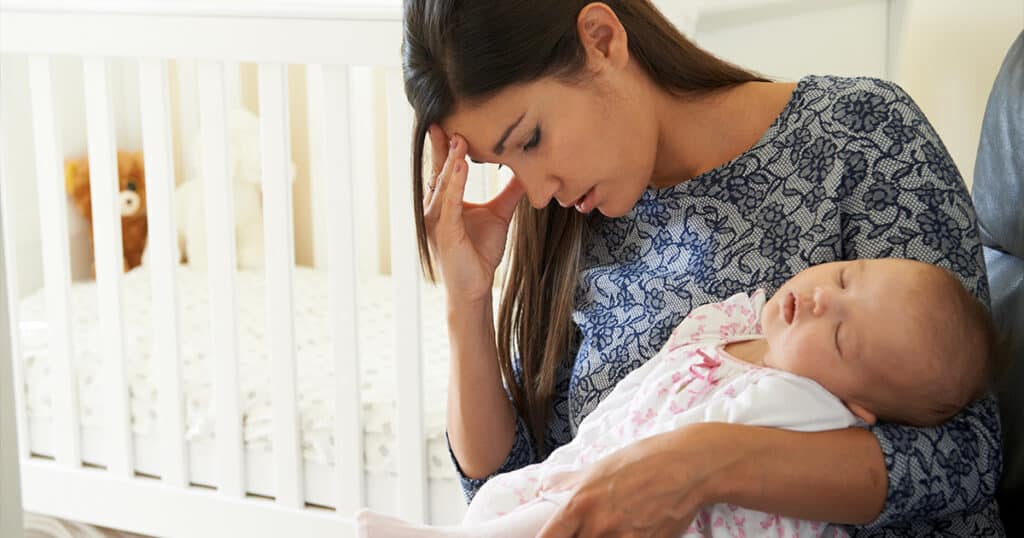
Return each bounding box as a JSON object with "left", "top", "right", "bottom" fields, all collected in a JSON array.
[{"left": 684, "top": 349, "right": 722, "bottom": 408}]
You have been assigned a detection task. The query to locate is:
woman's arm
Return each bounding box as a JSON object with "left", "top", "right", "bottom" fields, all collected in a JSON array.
[
  {"left": 861, "top": 394, "right": 1002, "bottom": 526},
  {"left": 419, "top": 128, "right": 538, "bottom": 502},
  {"left": 445, "top": 298, "right": 517, "bottom": 479},
  {"left": 699, "top": 424, "right": 887, "bottom": 524}
]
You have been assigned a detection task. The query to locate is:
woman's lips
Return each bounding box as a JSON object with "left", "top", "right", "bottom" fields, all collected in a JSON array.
[{"left": 574, "top": 187, "right": 596, "bottom": 213}]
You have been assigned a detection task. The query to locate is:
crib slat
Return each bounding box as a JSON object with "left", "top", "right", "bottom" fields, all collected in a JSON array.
[
  {"left": 28, "top": 56, "right": 81, "bottom": 468},
  {"left": 139, "top": 58, "right": 188, "bottom": 488},
  {"left": 350, "top": 68, "right": 380, "bottom": 276},
  {"left": 0, "top": 118, "right": 30, "bottom": 461},
  {"left": 196, "top": 60, "right": 245, "bottom": 498},
  {"left": 312, "top": 66, "right": 379, "bottom": 278},
  {"left": 82, "top": 57, "right": 133, "bottom": 478},
  {"left": 257, "top": 63, "right": 303, "bottom": 509},
  {"left": 384, "top": 68, "right": 427, "bottom": 522},
  {"left": 313, "top": 64, "right": 365, "bottom": 513}
]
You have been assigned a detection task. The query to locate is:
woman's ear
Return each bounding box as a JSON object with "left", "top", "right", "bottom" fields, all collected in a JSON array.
[
  {"left": 846, "top": 402, "right": 877, "bottom": 425},
  {"left": 577, "top": 2, "right": 629, "bottom": 71}
]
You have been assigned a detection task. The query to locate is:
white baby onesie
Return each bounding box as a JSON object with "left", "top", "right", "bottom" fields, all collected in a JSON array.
[{"left": 464, "top": 290, "right": 860, "bottom": 537}]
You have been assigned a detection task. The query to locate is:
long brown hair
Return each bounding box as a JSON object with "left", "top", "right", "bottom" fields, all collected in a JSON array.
[{"left": 402, "top": 0, "right": 767, "bottom": 456}]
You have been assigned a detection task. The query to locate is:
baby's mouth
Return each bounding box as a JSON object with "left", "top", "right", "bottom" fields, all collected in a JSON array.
[{"left": 782, "top": 291, "right": 796, "bottom": 324}]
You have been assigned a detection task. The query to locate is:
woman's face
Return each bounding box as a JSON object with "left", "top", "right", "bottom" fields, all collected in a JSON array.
[{"left": 439, "top": 70, "right": 660, "bottom": 218}]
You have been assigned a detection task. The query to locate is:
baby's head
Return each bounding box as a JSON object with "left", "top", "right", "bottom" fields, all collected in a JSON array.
[{"left": 760, "top": 258, "right": 995, "bottom": 427}]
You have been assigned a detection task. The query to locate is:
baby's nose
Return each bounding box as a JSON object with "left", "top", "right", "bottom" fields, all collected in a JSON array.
[{"left": 811, "top": 287, "right": 831, "bottom": 315}]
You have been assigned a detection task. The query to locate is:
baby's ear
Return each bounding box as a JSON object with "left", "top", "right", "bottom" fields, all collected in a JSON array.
[{"left": 846, "top": 402, "right": 877, "bottom": 425}]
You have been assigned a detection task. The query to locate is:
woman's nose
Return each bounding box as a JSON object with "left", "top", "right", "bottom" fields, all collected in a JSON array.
[{"left": 519, "top": 173, "right": 560, "bottom": 209}]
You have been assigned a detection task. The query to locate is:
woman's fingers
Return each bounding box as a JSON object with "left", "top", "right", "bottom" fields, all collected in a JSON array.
[
  {"left": 649, "top": 506, "right": 698, "bottom": 538},
  {"left": 437, "top": 136, "right": 468, "bottom": 223},
  {"left": 428, "top": 123, "right": 449, "bottom": 178},
  {"left": 536, "top": 503, "right": 584, "bottom": 538},
  {"left": 423, "top": 124, "right": 447, "bottom": 204},
  {"left": 489, "top": 174, "right": 526, "bottom": 221},
  {"left": 424, "top": 134, "right": 468, "bottom": 226},
  {"left": 424, "top": 135, "right": 455, "bottom": 209}
]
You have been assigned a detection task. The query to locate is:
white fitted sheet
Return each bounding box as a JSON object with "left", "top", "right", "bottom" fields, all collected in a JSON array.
[{"left": 17, "top": 265, "right": 470, "bottom": 520}]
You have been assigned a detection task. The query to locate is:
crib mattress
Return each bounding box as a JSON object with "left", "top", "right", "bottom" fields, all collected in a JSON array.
[{"left": 17, "top": 264, "right": 470, "bottom": 515}]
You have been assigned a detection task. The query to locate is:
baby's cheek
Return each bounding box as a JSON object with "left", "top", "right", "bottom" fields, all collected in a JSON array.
[{"left": 771, "top": 341, "right": 824, "bottom": 377}]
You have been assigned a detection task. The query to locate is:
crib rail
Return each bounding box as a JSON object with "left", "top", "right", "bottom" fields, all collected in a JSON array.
[
  {"left": 0, "top": 0, "right": 454, "bottom": 533},
  {"left": 0, "top": 2, "right": 403, "bottom": 65}
]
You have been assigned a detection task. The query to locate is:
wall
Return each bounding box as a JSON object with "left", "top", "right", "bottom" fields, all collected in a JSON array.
[{"left": 892, "top": 0, "right": 1023, "bottom": 189}]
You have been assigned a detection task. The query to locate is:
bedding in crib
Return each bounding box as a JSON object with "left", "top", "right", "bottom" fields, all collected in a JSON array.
[{"left": 17, "top": 265, "right": 460, "bottom": 481}]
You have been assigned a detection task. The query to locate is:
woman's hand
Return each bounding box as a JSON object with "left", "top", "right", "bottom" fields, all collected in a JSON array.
[
  {"left": 424, "top": 124, "right": 525, "bottom": 305},
  {"left": 536, "top": 424, "right": 736, "bottom": 538}
]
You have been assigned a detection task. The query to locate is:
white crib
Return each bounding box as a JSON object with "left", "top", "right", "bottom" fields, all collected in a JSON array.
[
  {"left": 0, "top": 0, "right": 495, "bottom": 535},
  {"left": 0, "top": 1, "right": 912, "bottom": 536}
]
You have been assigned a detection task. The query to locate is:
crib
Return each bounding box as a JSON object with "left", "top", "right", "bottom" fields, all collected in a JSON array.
[
  {"left": 0, "top": 1, "right": 908, "bottom": 536},
  {"left": 0, "top": 0, "right": 496, "bottom": 535}
]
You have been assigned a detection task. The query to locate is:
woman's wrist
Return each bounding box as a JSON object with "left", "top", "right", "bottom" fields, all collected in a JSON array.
[
  {"left": 446, "top": 291, "right": 493, "bottom": 322},
  {"left": 693, "top": 423, "right": 760, "bottom": 505},
  {"left": 657, "top": 423, "right": 751, "bottom": 506}
]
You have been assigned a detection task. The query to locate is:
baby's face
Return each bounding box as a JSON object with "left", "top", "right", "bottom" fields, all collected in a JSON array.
[{"left": 760, "top": 259, "right": 931, "bottom": 423}]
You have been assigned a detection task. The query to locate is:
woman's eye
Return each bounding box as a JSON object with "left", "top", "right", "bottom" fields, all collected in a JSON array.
[
  {"left": 523, "top": 127, "right": 541, "bottom": 152},
  {"left": 839, "top": 268, "right": 845, "bottom": 289}
]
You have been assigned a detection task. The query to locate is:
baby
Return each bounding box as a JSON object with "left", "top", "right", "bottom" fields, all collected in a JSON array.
[{"left": 356, "top": 258, "right": 996, "bottom": 537}]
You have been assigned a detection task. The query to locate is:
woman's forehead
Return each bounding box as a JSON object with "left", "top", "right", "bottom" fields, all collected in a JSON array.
[{"left": 442, "top": 88, "right": 533, "bottom": 161}]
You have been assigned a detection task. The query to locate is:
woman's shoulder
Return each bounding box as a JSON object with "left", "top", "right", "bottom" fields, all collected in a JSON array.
[
  {"left": 797, "top": 74, "right": 912, "bottom": 102},
  {"left": 791, "top": 74, "right": 929, "bottom": 129}
]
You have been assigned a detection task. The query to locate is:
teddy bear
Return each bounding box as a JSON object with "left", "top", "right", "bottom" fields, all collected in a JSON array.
[
  {"left": 64, "top": 150, "right": 148, "bottom": 273},
  {"left": 164, "top": 105, "right": 295, "bottom": 270}
]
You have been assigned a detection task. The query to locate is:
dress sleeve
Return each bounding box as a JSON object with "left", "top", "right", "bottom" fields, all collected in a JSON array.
[
  {"left": 444, "top": 408, "right": 538, "bottom": 505},
  {"left": 832, "top": 78, "right": 1001, "bottom": 528}
]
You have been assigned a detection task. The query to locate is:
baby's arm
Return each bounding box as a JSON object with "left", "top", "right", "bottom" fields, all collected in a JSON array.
[{"left": 667, "top": 373, "right": 861, "bottom": 434}]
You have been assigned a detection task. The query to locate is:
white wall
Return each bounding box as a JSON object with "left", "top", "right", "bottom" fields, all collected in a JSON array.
[{"left": 893, "top": 0, "right": 1023, "bottom": 189}]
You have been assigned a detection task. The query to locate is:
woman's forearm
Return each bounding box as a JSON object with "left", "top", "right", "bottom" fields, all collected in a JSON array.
[
  {"left": 445, "top": 298, "right": 517, "bottom": 480},
  {"left": 696, "top": 424, "right": 887, "bottom": 524}
]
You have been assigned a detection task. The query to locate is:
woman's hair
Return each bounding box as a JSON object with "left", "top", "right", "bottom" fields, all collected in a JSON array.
[{"left": 402, "top": 0, "right": 767, "bottom": 456}]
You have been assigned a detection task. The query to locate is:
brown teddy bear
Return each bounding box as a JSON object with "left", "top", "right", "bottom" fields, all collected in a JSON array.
[{"left": 64, "top": 150, "right": 148, "bottom": 273}]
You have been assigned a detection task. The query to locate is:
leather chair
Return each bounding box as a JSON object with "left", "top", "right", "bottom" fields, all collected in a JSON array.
[{"left": 972, "top": 30, "right": 1024, "bottom": 532}]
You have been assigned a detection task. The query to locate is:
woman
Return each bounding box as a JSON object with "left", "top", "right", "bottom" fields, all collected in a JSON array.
[{"left": 402, "top": 1, "right": 1003, "bottom": 536}]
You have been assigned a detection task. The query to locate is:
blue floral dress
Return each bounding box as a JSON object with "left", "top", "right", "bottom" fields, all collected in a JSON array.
[{"left": 445, "top": 75, "right": 1004, "bottom": 536}]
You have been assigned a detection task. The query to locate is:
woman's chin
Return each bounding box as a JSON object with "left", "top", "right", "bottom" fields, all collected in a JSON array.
[{"left": 595, "top": 200, "right": 628, "bottom": 218}]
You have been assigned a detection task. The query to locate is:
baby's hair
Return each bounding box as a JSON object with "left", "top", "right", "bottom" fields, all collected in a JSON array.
[{"left": 884, "top": 262, "right": 998, "bottom": 427}]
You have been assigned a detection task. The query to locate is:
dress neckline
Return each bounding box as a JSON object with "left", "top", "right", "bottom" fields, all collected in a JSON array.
[{"left": 637, "top": 76, "right": 809, "bottom": 205}]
